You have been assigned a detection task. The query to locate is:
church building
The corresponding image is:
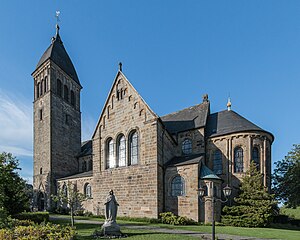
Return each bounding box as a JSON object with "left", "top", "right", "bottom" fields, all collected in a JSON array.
[{"left": 32, "top": 25, "right": 274, "bottom": 222}]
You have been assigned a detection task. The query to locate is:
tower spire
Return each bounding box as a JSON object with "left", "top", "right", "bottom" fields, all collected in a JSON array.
[
  {"left": 55, "top": 11, "right": 61, "bottom": 36},
  {"left": 227, "top": 97, "right": 232, "bottom": 111}
]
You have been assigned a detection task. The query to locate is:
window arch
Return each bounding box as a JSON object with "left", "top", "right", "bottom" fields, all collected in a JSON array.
[
  {"left": 128, "top": 130, "right": 139, "bottom": 165},
  {"left": 182, "top": 138, "right": 192, "bottom": 155},
  {"left": 171, "top": 176, "right": 185, "bottom": 196},
  {"left": 234, "top": 147, "right": 244, "bottom": 173},
  {"left": 252, "top": 146, "right": 260, "bottom": 169},
  {"left": 57, "top": 79, "right": 62, "bottom": 97},
  {"left": 117, "top": 134, "right": 126, "bottom": 167},
  {"left": 64, "top": 85, "right": 69, "bottom": 102},
  {"left": 213, "top": 149, "right": 222, "bottom": 174},
  {"left": 84, "top": 183, "right": 92, "bottom": 198},
  {"left": 106, "top": 138, "right": 114, "bottom": 168}
]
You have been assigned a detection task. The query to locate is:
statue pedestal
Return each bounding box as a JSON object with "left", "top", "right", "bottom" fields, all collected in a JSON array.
[{"left": 101, "top": 220, "right": 122, "bottom": 236}]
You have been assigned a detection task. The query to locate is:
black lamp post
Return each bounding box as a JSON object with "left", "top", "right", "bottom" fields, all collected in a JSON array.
[{"left": 197, "top": 183, "right": 232, "bottom": 240}]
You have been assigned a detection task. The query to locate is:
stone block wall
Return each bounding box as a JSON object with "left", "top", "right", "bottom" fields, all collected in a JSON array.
[{"left": 164, "top": 163, "right": 199, "bottom": 221}]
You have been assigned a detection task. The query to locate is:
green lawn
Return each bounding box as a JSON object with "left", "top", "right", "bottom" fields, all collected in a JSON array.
[{"left": 51, "top": 215, "right": 300, "bottom": 240}]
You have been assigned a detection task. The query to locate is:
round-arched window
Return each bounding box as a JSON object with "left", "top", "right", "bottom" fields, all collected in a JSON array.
[
  {"left": 171, "top": 176, "right": 185, "bottom": 196},
  {"left": 84, "top": 183, "right": 92, "bottom": 198},
  {"left": 182, "top": 139, "right": 192, "bottom": 155}
]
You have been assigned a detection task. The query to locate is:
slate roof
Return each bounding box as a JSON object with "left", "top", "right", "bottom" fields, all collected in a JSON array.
[
  {"left": 77, "top": 140, "right": 93, "bottom": 158},
  {"left": 165, "top": 154, "right": 204, "bottom": 167},
  {"left": 160, "top": 102, "right": 209, "bottom": 135},
  {"left": 35, "top": 31, "right": 81, "bottom": 86},
  {"left": 58, "top": 171, "right": 93, "bottom": 181},
  {"left": 206, "top": 110, "right": 274, "bottom": 140},
  {"left": 200, "top": 164, "right": 221, "bottom": 180}
]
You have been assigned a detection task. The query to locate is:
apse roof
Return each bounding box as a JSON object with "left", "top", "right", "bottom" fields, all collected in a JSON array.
[{"left": 206, "top": 110, "right": 273, "bottom": 140}]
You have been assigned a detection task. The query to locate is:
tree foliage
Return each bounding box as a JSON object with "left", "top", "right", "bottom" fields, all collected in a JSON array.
[
  {"left": 0, "top": 152, "right": 30, "bottom": 216},
  {"left": 272, "top": 144, "right": 300, "bottom": 208},
  {"left": 52, "top": 181, "right": 86, "bottom": 226},
  {"left": 222, "top": 162, "right": 277, "bottom": 227}
]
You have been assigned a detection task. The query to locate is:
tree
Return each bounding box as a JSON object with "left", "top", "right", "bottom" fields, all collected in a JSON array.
[
  {"left": 52, "top": 181, "right": 86, "bottom": 226},
  {"left": 0, "top": 152, "right": 30, "bottom": 216},
  {"left": 272, "top": 144, "right": 300, "bottom": 208},
  {"left": 222, "top": 162, "right": 277, "bottom": 227}
]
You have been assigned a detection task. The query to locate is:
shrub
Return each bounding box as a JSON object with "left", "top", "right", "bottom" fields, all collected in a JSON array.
[
  {"left": 0, "top": 222, "right": 76, "bottom": 240},
  {"left": 14, "top": 211, "right": 49, "bottom": 224},
  {"left": 159, "top": 212, "right": 195, "bottom": 225},
  {"left": 84, "top": 211, "right": 93, "bottom": 217}
]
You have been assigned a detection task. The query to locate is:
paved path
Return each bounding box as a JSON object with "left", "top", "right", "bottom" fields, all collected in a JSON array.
[{"left": 50, "top": 215, "right": 276, "bottom": 240}]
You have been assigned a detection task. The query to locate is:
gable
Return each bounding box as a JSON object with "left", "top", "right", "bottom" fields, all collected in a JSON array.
[{"left": 92, "top": 71, "right": 158, "bottom": 138}]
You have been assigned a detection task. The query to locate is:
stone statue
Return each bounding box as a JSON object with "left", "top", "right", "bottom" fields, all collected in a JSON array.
[
  {"left": 104, "top": 189, "right": 119, "bottom": 223},
  {"left": 100, "top": 189, "right": 122, "bottom": 236}
]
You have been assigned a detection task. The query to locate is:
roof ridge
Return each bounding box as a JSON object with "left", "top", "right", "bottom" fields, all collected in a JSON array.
[{"left": 161, "top": 102, "right": 208, "bottom": 119}]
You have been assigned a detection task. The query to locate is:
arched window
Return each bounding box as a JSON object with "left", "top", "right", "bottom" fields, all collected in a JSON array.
[
  {"left": 106, "top": 138, "right": 114, "bottom": 168},
  {"left": 82, "top": 161, "right": 87, "bottom": 172},
  {"left": 129, "top": 131, "right": 139, "bottom": 165},
  {"left": 44, "top": 77, "right": 48, "bottom": 93},
  {"left": 171, "top": 176, "right": 185, "bottom": 196},
  {"left": 117, "top": 135, "right": 126, "bottom": 167},
  {"left": 71, "top": 90, "right": 75, "bottom": 106},
  {"left": 40, "top": 167, "right": 43, "bottom": 175},
  {"left": 252, "top": 146, "right": 260, "bottom": 170},
  {"left": 84, "top": 183, "right": 92, "bottom": 198},
  {"left": 64, "top": 85, "right": 69, "bottom": 102},
  {"left": 37, "top": 82, "right": 40, "bottom": 98},
  {"left": 182, "top": 138, "right": 192, "bottom": 155},
  {"left": 57, "top": 79, "right": 62, "bottom": 97},
  {"left": 40, "top": 80, "right": 43, "bottom": 96},
  {"left": 234, "top": 147, "right": 244, "bottom": 173},
  {"left": 213, "top": 149, "right": 223, "bottom": 174}
]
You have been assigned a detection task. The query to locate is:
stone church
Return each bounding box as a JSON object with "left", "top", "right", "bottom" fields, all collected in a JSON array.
[{"left": 32, "top": 25, "right": 274, "bottom": 222}]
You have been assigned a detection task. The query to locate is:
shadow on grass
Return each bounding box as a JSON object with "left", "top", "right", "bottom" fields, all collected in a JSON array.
[{"left": 269, "top": 223, "right": 300, "bottom": 231}]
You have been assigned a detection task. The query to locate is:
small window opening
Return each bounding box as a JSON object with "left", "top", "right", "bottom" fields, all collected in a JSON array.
[{"left": 39, "top": 109, "right": 43, "bottom": 121}]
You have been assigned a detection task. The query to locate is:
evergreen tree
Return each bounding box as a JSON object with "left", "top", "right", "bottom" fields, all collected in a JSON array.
[
  {"left": 222, "top": 162, "right": 277, "bottom": 227},
  {"left": 272, "top": 144, "right": 300, "bottom": 208},
  {"left": 0, "top": 152, "right": 30, "bottom": 216}
]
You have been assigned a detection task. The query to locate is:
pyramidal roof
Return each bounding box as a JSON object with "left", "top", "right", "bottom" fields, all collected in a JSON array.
[{"left": 34, "top": 25, "right": 81, "bottom": 86}]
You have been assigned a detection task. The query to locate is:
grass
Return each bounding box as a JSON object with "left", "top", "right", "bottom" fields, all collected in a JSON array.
[
  {"left": 281, "top": 206, "right": 300, "bottom": 220},
  {"left": 51, "top": 215, "right": 300, "bottom": 240}
]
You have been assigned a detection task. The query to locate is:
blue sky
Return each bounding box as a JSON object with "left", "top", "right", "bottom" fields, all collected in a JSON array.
[{"left": 0, "top": 1, "right": 299, "bottom": 183}]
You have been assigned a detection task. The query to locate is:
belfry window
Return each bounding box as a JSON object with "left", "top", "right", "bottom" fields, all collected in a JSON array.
[
  {"left": 44, "top": 77, "right": 48, "bottom": 93},
  {"left": 64, "top": 85, "right": 69, "bottom": 102},
  {"left": 182, "top": 138, "right": 192, "bottom": 155},
  {"left": 213, "top": 149, "right": 223, "bottom": 174},
  {"left": 82, "top": 161, "right": 87, "bottom": 172},
  {"left": 37, "top": 82, "right": 40, "bottom": 98},
  {"left": 106, "top": 138, "right": 114, "bottom": 168},
  {"left": 57, "top": 79, "right": 62, "bottom": 97},
  {"left": 234, "top": 147, "right": 244, "bottom": 173},
  {"left": 129, "top": 130, "right": 138, "bottom": 165},
  {"left": 71, "top": 90, "right": 75, "bottom": 106},
  {"left": 171, "top": 176, "right": 185, "bottom": 196},
  {"left": 252, "top": 146, "right": 260, "bottom": 170},
  {"left": 117, "top": 135, "right": 126, "bottom": 167}
]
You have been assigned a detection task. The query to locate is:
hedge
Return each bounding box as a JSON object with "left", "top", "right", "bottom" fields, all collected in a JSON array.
[{"left": 14, "top": 212, "right": 49, "bottom": 224}]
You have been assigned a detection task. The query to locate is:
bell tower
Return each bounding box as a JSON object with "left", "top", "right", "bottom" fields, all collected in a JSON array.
[{"left": 32, "top": 24, "right": 82, "bottom": 210}]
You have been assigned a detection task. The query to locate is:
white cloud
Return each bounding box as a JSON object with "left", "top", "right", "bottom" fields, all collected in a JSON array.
[{"left": 0, "top": 89, "right": 33, "bottom": 157}]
